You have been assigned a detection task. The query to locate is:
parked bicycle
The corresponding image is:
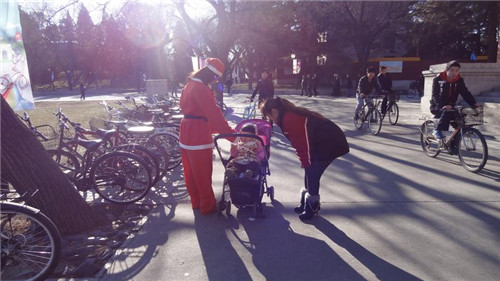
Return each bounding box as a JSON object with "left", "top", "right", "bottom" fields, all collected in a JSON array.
[
  {"left": 420, "top": 106, "right": 487, "bottom": 172},
  {"left": 98, "top": 101, "right": 182, "bottom": 171},
  {"left": 18, "top": 112, "right": 58, "bottom": 149},
  {"left": 353, "top": 95, "right": 383, "bottom": 135},
  {"left": 1, "top": 189, "right": 62, "bottom": 281},
  {"left": 47, "top": 109, "right": 153, "bottom": 204}
]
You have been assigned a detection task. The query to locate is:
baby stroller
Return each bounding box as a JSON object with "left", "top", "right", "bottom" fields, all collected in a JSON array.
[{"left": 213, "top": 119, "right": 274, "bottom": 219}]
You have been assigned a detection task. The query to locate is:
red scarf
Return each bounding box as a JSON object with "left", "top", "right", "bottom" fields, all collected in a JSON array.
[
  {"left": 439, "top": 71, "right": 461, "bottom": 103},
  {"left": 439, "top": 71, "right": 460, "bottom": 83}
]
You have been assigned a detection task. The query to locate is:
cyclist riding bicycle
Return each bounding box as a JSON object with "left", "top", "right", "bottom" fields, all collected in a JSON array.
[
  {"left": 377, "top": 66, "right": 393, "bottom": 117},
  {"left": 250, "top": 70, "right": 274, "bottom": 103},
  {"left": 430, "top": 60, "right": 481, "bottom": 141},
  {"left": 354, "top": 66, "right": 381, "bottom": 120}
]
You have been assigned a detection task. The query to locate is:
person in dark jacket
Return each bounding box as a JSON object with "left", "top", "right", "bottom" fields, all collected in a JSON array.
[
  {"left": 250, "top": 70, "right": 274, "bottom": 102},
  {"left": 79, "top": 83, "right": 86, "bottom": 100},
  {"left": 430, "top": 60, "right": 480, "bottom": 139},
  {"left": 377, "top": 66, "right": 393, "bottom": 116},
  {"left": 331, "top": 73, "right": 341, "bottom": 96},
  {"left": 300, "top": 74, "right": 310, "bottom": 96},
  {"left": 309, "top": 73, "right": 319, "bottom": 97},
  {"left": 225, "top": 77, "right": 233, "bottom": 94},
  {"left": 346, "top": 74, "right": 353, "bottom": 96},
  {"left": 260, "top": 97, "right": 349, "bottom": 220},
  {"left": 354, "top": 67, "right": 381, "bottom": 119}
]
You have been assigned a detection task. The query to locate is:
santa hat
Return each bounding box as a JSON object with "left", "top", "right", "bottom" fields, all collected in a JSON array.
[{"left": 204, "top": 58, "right": 225, "bottom": 77}]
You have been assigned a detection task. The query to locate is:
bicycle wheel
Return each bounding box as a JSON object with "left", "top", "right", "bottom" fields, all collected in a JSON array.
[
  {"left": 142, "top": 141, "right": 170, "bottom": 180},
  {"left": 146, "top": 133, "right": 181, "bottom": 170},
  {"left": 353, "top": 108, "right": 365, "bottom": 129},
  {"left": 420, "top": 120, "right": 440, "bottom": 158},
  {"left": 107, "top": 130, "right": 128, "bottom": 148},
  {"left": 1, "top": 202, "right": 62, "bottom": 281},
  {"left": 46, "top": 149, "right": 81, "bottom": 180},
  {"left": 388, "top": 103, "right": 399, "bottom": 125},
  {"left": 457, "top": 127, "right": 488, "bottom": 173},
  {"left": 368, "top": 109, "right": 382, "bottom": 135},
  {"left": 114, "top": 144, "right": 161, "bottom": 185},
  {"left": 91, "top": 151, "right": 152, "bottom": 204}
]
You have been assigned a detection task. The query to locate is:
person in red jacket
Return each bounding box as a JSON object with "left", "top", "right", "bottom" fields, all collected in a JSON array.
[
  {"left": 180, "top": 58, "right": 235, "bottom": 215},
  {"left": 260, "top": 97, "right": 349, "bottom": 220}
]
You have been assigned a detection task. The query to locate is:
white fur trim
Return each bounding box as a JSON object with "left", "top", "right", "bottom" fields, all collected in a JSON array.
[
  {"left": 206, "top": 64, "right": 223, "bottom": 77},
  {"left": 179, "top": 142, "right": 213, "bottom": 150}
]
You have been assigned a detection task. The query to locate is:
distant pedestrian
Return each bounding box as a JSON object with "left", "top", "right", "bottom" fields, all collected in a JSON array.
[
  {"left": 309, "top": 73, "right": 319, "bottom": 97},
  {"left": 250, "top": 70, "right": 274, "bottom": 103},
  {"left": 470, "top": 51, "right": 477, "bottom": 62},
  {"left": 331, "top": 73, "right": 341, "bottom": 96},
  {"left": 346, "top": 74, "right": 353, "bottom": 97},
  {"left": 79, "top": 83, "right": 86, "bottom": 100},
  {"left": 300, "top": 74, "right": 310, "bottom": 96},
  {"left": 225, "top": 77, "right": 233, "bottom": 94}
]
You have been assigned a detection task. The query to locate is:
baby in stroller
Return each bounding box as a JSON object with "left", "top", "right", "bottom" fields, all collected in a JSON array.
[
  {"left": 214, "top": 119, "right": 274, "bottom": 218},
  {"left": 225, "top": 124, "right": 265, "bottom": 180}
]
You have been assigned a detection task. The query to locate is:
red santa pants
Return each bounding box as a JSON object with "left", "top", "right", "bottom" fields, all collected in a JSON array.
[{"left": 181, "top": 148, "right": 216, "bottom": 214}]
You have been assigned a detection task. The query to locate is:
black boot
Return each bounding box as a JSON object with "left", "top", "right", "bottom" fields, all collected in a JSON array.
[
  {"left": 294, "top": 188, "right": 308, "bottom": 214},
  {"left": 299, "top": 193, "right": 320, "bottom": 220}
]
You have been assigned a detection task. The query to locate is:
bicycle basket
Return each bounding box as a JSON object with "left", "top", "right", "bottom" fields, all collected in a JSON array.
[
  {"left": 34, "top": 124, "right": 59, "bottom": 149},
  {"left": 461, "top": 107, "right": 484, "bottom": 126}
]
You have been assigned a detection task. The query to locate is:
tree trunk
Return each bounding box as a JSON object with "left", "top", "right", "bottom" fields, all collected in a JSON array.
[
  {"left": 486, "top": 1, "right": 498, "bottom": 62},
  {"left": 1, "top": 97, "right": 103, "bottom": 234}
]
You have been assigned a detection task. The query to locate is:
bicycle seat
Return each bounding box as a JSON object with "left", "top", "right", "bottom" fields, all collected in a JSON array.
[
  {"left": 137, "top": 121, "right": 154, "bottom": 126},
  {"left": 127, "top": 126, "right": 155, "bottom": 136},
  {"left": 148, "top": 109, "right": 164, "bottom": 114},
  {"left": 77, "top": 138, "right": 102, "bottom": 149},
  {"left": 107, "top": 120, "right": 128, "bottom": 125}
]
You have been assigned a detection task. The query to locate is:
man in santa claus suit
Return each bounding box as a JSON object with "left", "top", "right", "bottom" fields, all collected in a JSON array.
[{"left": 179, "top": 58, "right": 235, "bottom": 215}]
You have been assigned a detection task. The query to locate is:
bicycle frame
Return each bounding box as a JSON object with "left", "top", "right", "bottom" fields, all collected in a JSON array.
[
  {"left": 243, "top": 101, "right": 258, "bottom": 119},
  {"left": 360, "top": 97, "right": 380, "bottom": 122},
  {"left": 53, "top": 110, "right": 105, "bottom": 181},
  {"left": 424, "top": 108, "right": 480, "bottom": 151}
]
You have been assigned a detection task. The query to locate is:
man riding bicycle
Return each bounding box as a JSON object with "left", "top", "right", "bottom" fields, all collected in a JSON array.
[
  {"left": 430, "top": 60, "right": 481, "bottom": 140},
  {"left": 377, "top": 66, "right": 393, "bottom": 117},
  {"left": 354, "top": 67, "right": 381, "bottom": 120}
]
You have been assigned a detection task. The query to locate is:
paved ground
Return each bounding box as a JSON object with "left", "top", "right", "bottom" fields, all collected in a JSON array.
[{"left": 50, "top": 91, "right": 499, "bottom": 281}]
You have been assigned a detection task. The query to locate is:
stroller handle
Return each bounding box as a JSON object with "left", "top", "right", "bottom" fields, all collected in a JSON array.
[{"left": 214, "top": 133, "right": 268, "bottom": 160}]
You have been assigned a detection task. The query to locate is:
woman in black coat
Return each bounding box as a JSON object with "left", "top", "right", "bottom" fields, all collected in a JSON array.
[{"left": 260, "top": 97, "right": 349, "bottom": 220}]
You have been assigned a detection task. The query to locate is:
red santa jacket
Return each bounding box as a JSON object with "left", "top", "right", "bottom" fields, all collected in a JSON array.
[{"left": 179, "top": 78, "right": 234, "bottom": 150}]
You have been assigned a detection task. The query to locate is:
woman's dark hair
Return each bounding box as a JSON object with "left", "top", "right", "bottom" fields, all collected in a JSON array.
[
  {"left": 240, "top": 124, "right": 257, "bottom": 135},
  {"left": 186, "top": 67, "right": 217, "bottom": 85},
  {"left": 366, "top": 66, "right": 376, "bottom": 73},
  {"left": 259, "top": 97, "right": 326, "bottom": 126}
]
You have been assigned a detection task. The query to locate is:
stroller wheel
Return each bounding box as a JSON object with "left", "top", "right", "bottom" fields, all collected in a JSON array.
[
  {"left": 225, "top": 201, "right": 231, "bottom": 216},
  {"left": 268, "top": 186, "right": 275, "bottom": 202}
]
